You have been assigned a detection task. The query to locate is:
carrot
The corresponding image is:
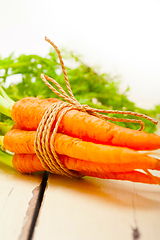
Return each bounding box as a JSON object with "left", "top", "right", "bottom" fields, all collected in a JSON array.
[
  {"left": 10, "top": 97, "right": 160, "bottom": 151},
  {"left": 1, "top": 140, "right": 159, "bottom": 184},
  {"left": 81, "top": 170, "right": 160, "bottom": 185},
  {"left": 12, "top": 154, "right": 45, "bottom": 173},
  {"left": 10, "top": 97, "right": 60, "bottom": 130},
  {"left": 3, "top": 129, "right": 160, "bottom": 172},
  {"left": 11, "top": 153, "right": 160, "bottom": 185}
]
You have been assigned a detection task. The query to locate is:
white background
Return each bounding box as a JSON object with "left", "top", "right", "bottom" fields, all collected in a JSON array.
[{"left": 0, "top": 0, "right": 160, "bottom": 109}]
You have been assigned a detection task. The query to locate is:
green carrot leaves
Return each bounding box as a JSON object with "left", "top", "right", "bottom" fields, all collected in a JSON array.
[{"left": 0, "top": 49, "right": 159, "bottom": 132}]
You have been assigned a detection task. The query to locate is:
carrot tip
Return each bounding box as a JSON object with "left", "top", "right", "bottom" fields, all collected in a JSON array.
[{"left": 145, "top": 169, "right": 160, "bottom": 185}]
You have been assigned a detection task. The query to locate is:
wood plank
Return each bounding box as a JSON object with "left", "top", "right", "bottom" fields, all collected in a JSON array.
[
  {"left": 33, "top": 174, "right": 134, "bottom": 240},
  {"left": 131, "top": 149, "right": 160, "bottom": 240},
  {"left": 33, "top": 149, "right": 160, "bottom": 240},
  {"left": 0, "top": 162, "right": 44, "bottom": 240},
  {"left": 130, "top": 180, "right": 160, "bottom": 240}
]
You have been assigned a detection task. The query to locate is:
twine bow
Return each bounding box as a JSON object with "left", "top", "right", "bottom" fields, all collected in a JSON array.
[
  {"left": 34, "top": 37, "right": 158, "bottom": 178},
  {"left": 41, "top": 36, "right": 158, "bottom": 131}
]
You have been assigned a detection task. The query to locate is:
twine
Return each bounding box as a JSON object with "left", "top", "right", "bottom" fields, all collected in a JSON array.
[
  {"left": 34, "top": 101, "right": 83, "bottom": 178},
  {"left": 34, "top": 36, "right": 158, "bottom": 177}
]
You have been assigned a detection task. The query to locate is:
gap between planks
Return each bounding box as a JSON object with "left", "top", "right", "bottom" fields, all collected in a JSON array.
[{"left": 18, "top": 171, "right": 49, "bottom": 240}]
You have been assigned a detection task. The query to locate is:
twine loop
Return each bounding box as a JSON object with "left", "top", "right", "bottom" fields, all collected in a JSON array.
[
  {"left": 34, "top": 36, "right": 158, "bottom": 177},
  {"left": 34, "top": 100, "right": 83, "bottom": 178}
]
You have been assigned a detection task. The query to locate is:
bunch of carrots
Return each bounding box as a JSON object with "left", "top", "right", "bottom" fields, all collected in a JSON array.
[
  {"left": 0, "top": 37, "right": 160, "bottom": 185},
  {"left": 0, "top": 90, "right": 160, "bottom": 184}
]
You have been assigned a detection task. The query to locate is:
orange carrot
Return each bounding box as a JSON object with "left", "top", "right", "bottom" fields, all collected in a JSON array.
[
  {"left": 11, "top": 97, "right": 60, "bottom": 130},
  {"left": 81, "top": 170, "right": 160, "bottom": 185},
  {"left": 12, "top": 153, "right": 160, "bottom": 185},
  {"left": 10, "top": 97, "right": 160, "bottom": 151},
  {"left": 12, "top": 154, "right": 45, "bottom": 173},
  {"left": 3, "top": 129, "right": 160, "bottom": 172}
]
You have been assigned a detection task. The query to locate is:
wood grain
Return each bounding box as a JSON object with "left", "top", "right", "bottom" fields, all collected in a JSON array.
[{"left": 0, "top": 163, "right": 44, "bottom": 240}]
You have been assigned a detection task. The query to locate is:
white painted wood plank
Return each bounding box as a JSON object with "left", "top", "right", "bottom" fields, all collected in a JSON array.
[
  {"left": 0, "top": 162, "right": 44, "bottom": 240},
  {"left": 33, "top": 175, "right": 136, "bottom": 240},
  {"left": 33, "top": 149, "right": 160, "bottom": 240},
  {"left": 131, "top": 182, "right": 160, "bottom": 240},
  {"left": 131, "top": 149, "right": 160, "bottom": 240}
]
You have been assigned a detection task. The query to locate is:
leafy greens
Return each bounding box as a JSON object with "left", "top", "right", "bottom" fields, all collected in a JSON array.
[{"left": 0, "top": 49, "right": 159, "bottom": 133}]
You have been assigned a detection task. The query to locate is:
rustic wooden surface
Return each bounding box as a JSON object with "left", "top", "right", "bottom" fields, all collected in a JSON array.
[
  {"left": 32, "top": 157, "right": 160, "bottom": 240},
  {"left": 0, "top": 128, "right": 160, "bottom": 240},
  {"left": 0, "top": 163, "right": 44, "bottom": 240}
]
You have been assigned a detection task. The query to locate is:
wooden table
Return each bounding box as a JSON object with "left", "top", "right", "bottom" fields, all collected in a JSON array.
[{"left": 0, "top": 146, "right": 160, "bottom": 240}]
